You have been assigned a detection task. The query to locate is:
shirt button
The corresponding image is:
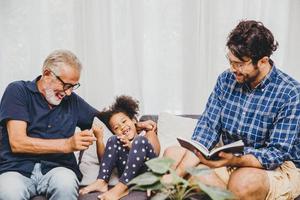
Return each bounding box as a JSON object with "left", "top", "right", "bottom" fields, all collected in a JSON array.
[{"left": 48, "top": 125, "right": 51, "bottom": 128}]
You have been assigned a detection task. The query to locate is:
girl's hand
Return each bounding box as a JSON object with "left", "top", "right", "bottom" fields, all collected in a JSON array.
[
  {"left": 117, "top": 135, "right": 132, "bottom": 149},
  {"left": 136, "top": 120, "right": 157, "bottom": 133},
  {"left": 92, "top": 125, "right": 104, "bottom": 141}
]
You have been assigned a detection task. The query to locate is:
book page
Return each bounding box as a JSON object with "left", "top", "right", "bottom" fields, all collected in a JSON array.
[
  {"left": 209, "top": 140, "right": 244, "bottom": 158},
  {"left": 177, "top": 137, "right": 209, "bottom": 157}
]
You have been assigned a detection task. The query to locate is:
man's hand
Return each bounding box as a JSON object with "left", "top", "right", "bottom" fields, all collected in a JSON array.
[
  {"left": 195, "top": 150, "right": 264, "bottom": 169},
  {"left": 195, "top": 151, "right": 237, "bottom": 168},
  {"left": 67, "top": 130, "right": 97, "bottom": 152},
  {"left": 136, "top": 120, "right": 157, "bottom": 133},
  {"left": 117, "top": 135, "right": 132, "bottom": 149}
]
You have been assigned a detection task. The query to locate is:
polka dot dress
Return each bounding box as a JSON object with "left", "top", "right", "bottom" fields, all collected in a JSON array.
[{"left": 97, "top": 135, "right": 157, "bottom": 184}]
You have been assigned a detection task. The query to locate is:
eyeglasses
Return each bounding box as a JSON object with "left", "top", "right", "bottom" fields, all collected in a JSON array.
[
  {"left": 226, "top": 55, "right": 252, "bottom": 70},
  {"left": 49, "top": 70, "right": 80, "bottom": 91}
]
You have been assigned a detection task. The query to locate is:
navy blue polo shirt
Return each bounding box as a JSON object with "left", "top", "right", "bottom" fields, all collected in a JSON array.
[{"left": 0, "top": 76, "right": 99, "bottom": 180}]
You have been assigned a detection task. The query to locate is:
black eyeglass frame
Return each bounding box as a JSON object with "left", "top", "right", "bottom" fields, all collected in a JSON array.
[
  {"left": 226, "top": 54, "right": 252, "bottom": 70},
  {"left": 49, "top": 70, "right": 80, "bottom": 91}
]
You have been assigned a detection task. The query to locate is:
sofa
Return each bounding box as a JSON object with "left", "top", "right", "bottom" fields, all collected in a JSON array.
[
  {"left": 1, "top": 113, "right": 300, "bottom": 200},
  {"left": 0, "top": 113, "right": 199, "bottom": 200},
  {"left": 75, "top": 113, "right": 200, "bottom": 200}
]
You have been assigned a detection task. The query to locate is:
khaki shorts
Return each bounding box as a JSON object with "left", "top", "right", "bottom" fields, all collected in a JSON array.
[{"left": 213, "top": 161, "right": 300, "bottom": 200}]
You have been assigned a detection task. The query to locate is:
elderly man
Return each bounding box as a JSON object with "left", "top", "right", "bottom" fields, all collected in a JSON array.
[
  {"left": 0, "top": 50, "right": 98, "bottom": 200},
  {"left": 0, "top": 50, "right": 154, "bottom": 200}
]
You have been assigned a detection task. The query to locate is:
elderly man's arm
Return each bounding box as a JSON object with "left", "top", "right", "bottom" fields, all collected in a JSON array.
[{"left": 7, "top": 120, "right": 96, "bottom": 154}]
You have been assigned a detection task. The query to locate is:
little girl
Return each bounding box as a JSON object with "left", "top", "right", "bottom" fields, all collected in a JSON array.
[{"left": 79, "top": 95, "right": 160, "bottom": 199}]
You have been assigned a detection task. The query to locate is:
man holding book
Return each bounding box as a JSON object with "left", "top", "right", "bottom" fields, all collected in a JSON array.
[{"left": 164, "top": 20, "right": 300, "bottom": 200}]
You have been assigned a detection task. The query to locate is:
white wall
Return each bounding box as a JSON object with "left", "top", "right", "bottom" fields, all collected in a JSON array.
[{"left": 0, "top": 0, "right": 299, "bottom": 115}]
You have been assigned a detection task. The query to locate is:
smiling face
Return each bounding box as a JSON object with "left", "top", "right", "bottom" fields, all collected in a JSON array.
[
  {"left": 39, "top": 64, "right": 80, "bottom": 106},
  {"left": 227, "top": 51, "right": 261, "bottom": 86},
  {"left": 109, "top": 112, "right": 137, "bottom": 140}
]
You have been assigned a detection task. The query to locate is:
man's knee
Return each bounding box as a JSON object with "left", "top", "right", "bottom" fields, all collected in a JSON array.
[
  {"left": 0, "top": 172, "right": 35, "bottom": 200},
  {"left": 228, "top": 168, "right": 269, "bottom": 199},
  {"left": 163, "top": 145, "right": 186, "bottom": 157},
  {"left": 43, "top": 167, "right": 79, "bottom": 199}
]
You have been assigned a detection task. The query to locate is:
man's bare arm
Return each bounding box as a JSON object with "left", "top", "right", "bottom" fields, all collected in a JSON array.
[{"left": 7, "top": 120, "right": 96, "bottom": 154}]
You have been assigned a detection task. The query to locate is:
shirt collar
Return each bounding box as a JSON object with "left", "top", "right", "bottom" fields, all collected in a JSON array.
[
  {"left": 243, "top": 65, "right": 277, "bottom": 92},
  {"left": 256, "top": 65, "right": 277, "bottom": 90},
  {"left": 26, "top": 75, "right": 42, "bottom": 93}
]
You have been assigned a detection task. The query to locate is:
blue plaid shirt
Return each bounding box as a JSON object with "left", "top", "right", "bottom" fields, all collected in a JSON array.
[{"left": 192, "top": 66, "right": 300, "bottom": 170}]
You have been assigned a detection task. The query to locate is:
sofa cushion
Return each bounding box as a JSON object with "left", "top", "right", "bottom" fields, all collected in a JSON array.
[{"left": 156, "top": 112, "right": 199, "bottom": 155}]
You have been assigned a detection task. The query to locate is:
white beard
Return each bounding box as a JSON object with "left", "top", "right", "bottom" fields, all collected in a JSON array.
[{"left": 44, "top": 88, "right": 62, "bottom": 105}]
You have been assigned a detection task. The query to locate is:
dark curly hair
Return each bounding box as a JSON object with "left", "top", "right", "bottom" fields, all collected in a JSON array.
[
  {"left": 226, "top": 20, "right": 278, "bottom": 66},
  {"left": 98, "top": 95, "right": 139, "bottom": 133}
]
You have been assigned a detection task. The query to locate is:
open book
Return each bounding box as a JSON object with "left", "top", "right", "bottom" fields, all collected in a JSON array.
[{"left": 177, "top": 137, "right": 244, "bottom": 160}]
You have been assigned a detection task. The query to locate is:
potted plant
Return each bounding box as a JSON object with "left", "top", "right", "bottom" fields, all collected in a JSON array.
[{"left": 128, "top": 157, "right": 235, "bottom": 200}]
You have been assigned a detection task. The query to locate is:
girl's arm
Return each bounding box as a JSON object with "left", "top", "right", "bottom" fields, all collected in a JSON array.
[
  {"left": 145, "top": 129, "right": 160, "bottom": 156},
  {"left": 136, "top": 120, "right": 157, "bottom": 133},
  {"left": 92, "top": 125, "right": 105, "bottom": 162}
]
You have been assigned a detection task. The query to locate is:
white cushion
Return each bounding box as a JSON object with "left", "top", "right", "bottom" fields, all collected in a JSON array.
[
  {"left": 157, "top": 112, "right": 198, "bottom": 156},
  {"left": 79, "top": 118, "right": 119, "bottom": 186}
]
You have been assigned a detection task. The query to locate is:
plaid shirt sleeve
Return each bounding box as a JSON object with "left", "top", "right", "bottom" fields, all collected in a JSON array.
[
  {"left": 244, "top": 92, "right": 300, "bottom": 170},
  {"left": 191, "top": 74, "right": 224, "bottom": 150}
]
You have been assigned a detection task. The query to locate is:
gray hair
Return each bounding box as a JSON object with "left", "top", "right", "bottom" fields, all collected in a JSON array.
[{"left": 42, "top": 49, "right": 82, "bottom": 75}]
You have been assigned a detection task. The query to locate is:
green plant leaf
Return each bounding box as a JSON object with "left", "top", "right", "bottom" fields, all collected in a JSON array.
[
  {"left": 128, "top": 172, "right": 160, "bottom": 186},
  {"left": 146, "top": 157, "right": 175, "bottom": 174},
  {"left": 186, "top": 167, "right": 212, "bottom": 176},
  {"left": 197, "top": 182, "right": 235, "bottom": 200},
  {"left": 129, "top": 184, "right": 148, "bottom": 191},
  {"left": 148, "top": 182, "right": 165, "bottom": 190},
  {"left": 182, "top": 185, "right": 205, "bottom": 199},
  {"left": 130, "top": 181, "right": 165, "bottom": 192},
  {"left": 168, "top": 169, "right": 189, "bottom": 187},
  {"left": 151, "top": 192, "right": 170, "bottom": 200},
  {"left": 128, "top": 157, "right": 234, "bottom": 200}
]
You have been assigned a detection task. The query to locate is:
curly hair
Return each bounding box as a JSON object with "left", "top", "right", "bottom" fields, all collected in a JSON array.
[
  {"left": 98, "top": 95, "right": 139, "bottom": 133},
  {"left": 226, "top": 20, "right": 278, "bottom": 65}
]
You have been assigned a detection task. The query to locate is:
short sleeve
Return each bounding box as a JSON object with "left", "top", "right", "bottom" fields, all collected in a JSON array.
[
  {"left": 75, "top": 94, "right": 99, "bottom": 130},
  {"left": 0, "top": 82, "right": 30, "bottom": 126}
]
